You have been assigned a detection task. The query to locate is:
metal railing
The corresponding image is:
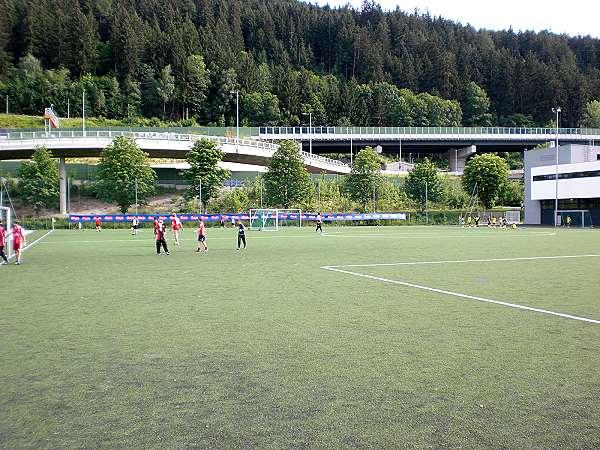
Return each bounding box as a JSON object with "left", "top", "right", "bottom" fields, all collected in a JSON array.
[
  {"left": 259, "top": 126, "right": 600, "bottom": 137},
  {"left": 0, "top": 129, "right": 351, "bottom": 169}
]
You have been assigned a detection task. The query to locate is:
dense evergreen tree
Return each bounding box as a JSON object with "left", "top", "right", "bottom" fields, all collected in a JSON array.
[{"left": 1, "top": 0, "right": 600, "bottom": 126}]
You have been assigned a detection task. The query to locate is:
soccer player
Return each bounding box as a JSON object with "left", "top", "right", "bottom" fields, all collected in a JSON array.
[
  {"left": 236, "top": 220, "right": 246, "bottom": 250},
  {"left": 131, "top": 217, "right": 140, "bottom": 235},
  {"left": 316, "top": 212, "right": 323, "bottom": 233},
  {"left": 156, "top": 221, "right": 169, "bottom": 255},
  {"left": 491, "top": 216, "right": 497, "bottom": 228},
  {"left": 153, "top": 218, "right": 159, "bottom": 237},
  {"left": 0, "top": 219, "right": 8, "bottom": 265},
  {"left": 12, "top": 221, "right": 25, "bottom": 265},
  {"left": 487, "top": 216, "right": 492, "bottom": 228},
  {"left": 474, "top": 215, "right": 480, "bottom": 227},
  {"left": 195, "top": 219, "right": 208, "bottom": 253},
  {"left": 466, "top": 215, "right": 472, "bottom": 227},
  {"left": 566, "top": 215, "right": 572, "bottom": 227},
  {"left": 171, "top": 213, "right": 182, "bottom": 245},
  {"left": 95, "top": 217, "right": 102, "bottom": 232}
]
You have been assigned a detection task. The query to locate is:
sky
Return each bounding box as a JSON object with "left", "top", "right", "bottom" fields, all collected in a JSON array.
[{"left": 302, "top": 0, "right": 600, "bottom": 38}]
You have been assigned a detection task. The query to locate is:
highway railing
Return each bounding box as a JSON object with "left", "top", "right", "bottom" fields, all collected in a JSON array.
[
  {"left": 259, "top": 126, "right": 600, "bottom": 137},
  {"left": 0, "top": 129, "right": 351, "bottom": 170}
]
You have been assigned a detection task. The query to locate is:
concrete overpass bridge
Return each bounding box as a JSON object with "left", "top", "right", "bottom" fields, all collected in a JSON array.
[
  {"left": 0, "top": 129, "right": 350, "bottom": 174},
  {"left": 259, "top": 126, "right": 600, "bottom": 172},
  {"left": 0, "top": 129, "right": 351, "bottom": 214}
]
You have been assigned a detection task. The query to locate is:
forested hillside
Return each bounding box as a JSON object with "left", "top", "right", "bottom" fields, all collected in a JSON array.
[{"left": 1, "top": 0, "right": 599, "bottom": 127}]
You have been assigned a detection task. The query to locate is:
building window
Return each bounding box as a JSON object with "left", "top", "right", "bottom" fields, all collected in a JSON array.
[{"left": 533, "top": 170, "right": 600, "bottom": 182}]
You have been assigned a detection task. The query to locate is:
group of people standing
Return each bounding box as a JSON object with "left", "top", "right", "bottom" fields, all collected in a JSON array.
[
  {"left": 0, "top": 220, "right": 26, "bottom": 265},
  {"left": 147, "top": 213, "right": 247, "bottom": 255}
]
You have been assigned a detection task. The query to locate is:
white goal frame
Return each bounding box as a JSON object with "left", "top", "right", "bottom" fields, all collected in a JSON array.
[
  {"left": 1, "top": 206, "right": 12, "bottom": 258},
  {"left": 249, "top": 209, "right": 279, "bottom": 231},
  {"left": 248, "top": 209, "right": 302, "bottom": 231},
  {"left": 556, "top": 210, "right": 593, "bottom": 228}
]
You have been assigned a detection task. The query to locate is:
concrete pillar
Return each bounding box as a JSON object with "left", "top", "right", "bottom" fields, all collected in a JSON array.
[
  {"left": 445, "top": 145, "right": 476, "bottom": 174},
  {"left": 59, "top": 157, "right": 67, "bottom": 215}
]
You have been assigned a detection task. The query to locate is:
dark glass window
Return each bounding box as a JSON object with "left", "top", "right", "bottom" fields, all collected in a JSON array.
[{"left": 533, "top": 170, "right": 600, "bottom": 181}]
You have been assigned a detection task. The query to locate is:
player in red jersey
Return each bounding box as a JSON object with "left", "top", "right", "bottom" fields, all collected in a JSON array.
[
  {"left": 95, "top": 217, "right": 102, "bottom": 232},
  {"left": 195, "top": 219, "right": 208, "bottom": 253},
  {"left": 153, "top": 219, "right": 159, "bottom": 237},
  {"left": 171, "top": 213, "right": 182, "bottom": 245},
  {"left": 12, "top": 221, "right": 26, "bottom": 265},
  {"left": 0, "top": 219, "right": 8, "bottom": 265},
  {"left": 155, "top": 220, "right": 169, "bottom": 255}
]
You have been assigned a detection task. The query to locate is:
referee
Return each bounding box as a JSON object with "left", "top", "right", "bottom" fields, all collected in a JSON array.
[{"left": 236, "top": 220, "right": 246, "bottom": 250}]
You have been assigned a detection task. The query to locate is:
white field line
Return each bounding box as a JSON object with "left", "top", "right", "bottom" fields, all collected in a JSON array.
[
  {"left": 321, "top": 232, "right": 556, "bottom": 239},
  {"left": 7, "top": 229, "right": 54, "bottom": 261},
  {"left": 327, "top": 254, "right": 600, "bottom": 268},
  {"left": 321, "top": 265, "right": 600, "bottom": 325},
  {"left": 39, "top": 230, "right": 556, "bottom": 244}
]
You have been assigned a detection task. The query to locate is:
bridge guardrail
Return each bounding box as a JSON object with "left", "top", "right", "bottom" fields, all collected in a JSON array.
[
  {"left": 1, "top": 129, "right": 351, "bottom": 170},
  {"left": 259, "top": 126, "right": 600, "bottom": 137}
]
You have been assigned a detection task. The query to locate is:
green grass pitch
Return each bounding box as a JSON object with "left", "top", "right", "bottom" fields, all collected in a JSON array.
[{"left": 1, "top": 225, "right": 600, "bottom": 448}]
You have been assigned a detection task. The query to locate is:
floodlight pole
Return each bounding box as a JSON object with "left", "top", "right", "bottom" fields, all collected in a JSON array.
[
  {"left": 317, "top": 180, "right": 321, "bottom": 210},
  {"left": 302, "top": 112, "right": 313, "bottom": 156},
  {"left": 350, "top": 137, "right": 353, "bottom": 166},
  {"left": 425, "top": 180, "right": 429, "bottom": 225},
  {"left": 67, "top": 98, "right": 70, "bottom": 119},
  {"left": 398, "top": 138, "right": 402, "bottom": 170},
  {"left": 82, "top": 89, "right": 86, "bottom": 137},
  {"left": 260, "top": 177, "right": 263, "bottom": 208},
  {"left": 230, "top": 90, "right": 239, "bottom": 152},
  {"left": 552, "top": 107, "right": 561, "bottom": 227},
  {"left": 5, "top": 96, "right": 8, "bottom": 114},
  {"left": 135, "top": 179, "right": 138, "bottom": 215},
  {"left": 198, "top": 181, "right": 202, "bottom": 214}
]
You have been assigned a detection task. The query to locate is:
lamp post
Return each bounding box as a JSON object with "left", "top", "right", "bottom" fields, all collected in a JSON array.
[
  {"left": 229, "top": 90, "right": 239, "bottom": 152},
  {"left": 552, "top": 106, "right": 561, "bottom": 227},
  {"left": 82, "top": 89, "right": 86, "bottom": 137},
  {"left": 302, "top": 112, "right": 313, "bottom": 156}
]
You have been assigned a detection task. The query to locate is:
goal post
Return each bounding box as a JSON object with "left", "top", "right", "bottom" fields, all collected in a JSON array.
[
  {"left": 1, "top": 206, "right": 12, "bottom": 259},
  {"left": 248, "top": 209, "right": 302, "bottom": 231},
  {"left": 556, "top": 210, "right": 593, "bottom": 228},
  {"left": 249, "top": 209, "right": 278, "bottom": 231}
]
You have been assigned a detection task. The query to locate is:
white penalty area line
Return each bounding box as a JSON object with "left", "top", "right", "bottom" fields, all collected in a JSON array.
[
  {"left": 321, "top": 232, "right": 557, "bottom": 239},
  {"left": 321, "top": 255, "right": 600, "bottom": 325},
  {"left": 326, "top": 254, "right": 600, "bottom": 269},
  {"left": 7, "top": 229, "right": 55, "bottom": 261}
]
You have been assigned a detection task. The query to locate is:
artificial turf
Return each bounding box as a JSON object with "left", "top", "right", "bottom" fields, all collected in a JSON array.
[{"left": 1, "top": 225, "right": 599, "bottom": 448}]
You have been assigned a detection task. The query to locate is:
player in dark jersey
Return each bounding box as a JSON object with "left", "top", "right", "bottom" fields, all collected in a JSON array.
[
  {"left": 316, "top": 212, "right": 323, "bottom": 233},
  {"left": 236, "top": 220, "right": 246, "bottom": 250}
]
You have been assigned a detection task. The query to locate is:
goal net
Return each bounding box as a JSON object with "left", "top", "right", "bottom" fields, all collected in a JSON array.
[
  {"left": 249, "top": 209, "right": 302, "bottom": 231},
  {"left": 249, "top": 209, "right": 278, "bottom": 231},
  {"left": 556, "top": 210, "right": 593, "bottom": 228},
  {"left": 1, "top": 206, "right": 12, "bottom": 259},
  {"left": 504, "top": 210, "right": 521, "bottom": 224}
]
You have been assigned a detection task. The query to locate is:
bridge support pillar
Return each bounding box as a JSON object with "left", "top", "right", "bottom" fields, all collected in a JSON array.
[
  {"left": 445, "top": 145, "right": 476, "bottom": 174},
  {"left": 59, "top": 157, "right": 67, "bottom": 215}
]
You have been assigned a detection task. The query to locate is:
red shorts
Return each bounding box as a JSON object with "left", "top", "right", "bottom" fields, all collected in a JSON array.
[
  {"left": 173, "top": 225, "right": 181, "bottom": 231},
  {"left": 13, "top": 241, "right": 21, "bottom": 251}
]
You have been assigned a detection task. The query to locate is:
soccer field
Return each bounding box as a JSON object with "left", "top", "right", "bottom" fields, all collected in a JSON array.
[{"left": 2, "top": 225, "right": 600, "bottom": 448}]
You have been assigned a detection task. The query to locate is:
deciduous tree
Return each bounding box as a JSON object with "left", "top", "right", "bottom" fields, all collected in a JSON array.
[
  {"left": 463, "top": 153, "right": 509, "bottom": 209},
  {"left": 96, "top": 137, "right": 155, "bottom": 213},
  {"left": 17, "top": 146, "right": 59, "bottom": 213}
]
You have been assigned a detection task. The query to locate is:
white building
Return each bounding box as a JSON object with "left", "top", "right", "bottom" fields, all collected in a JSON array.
[{"left": 524, "top": 144, "right": 600, "bottom": 226}]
